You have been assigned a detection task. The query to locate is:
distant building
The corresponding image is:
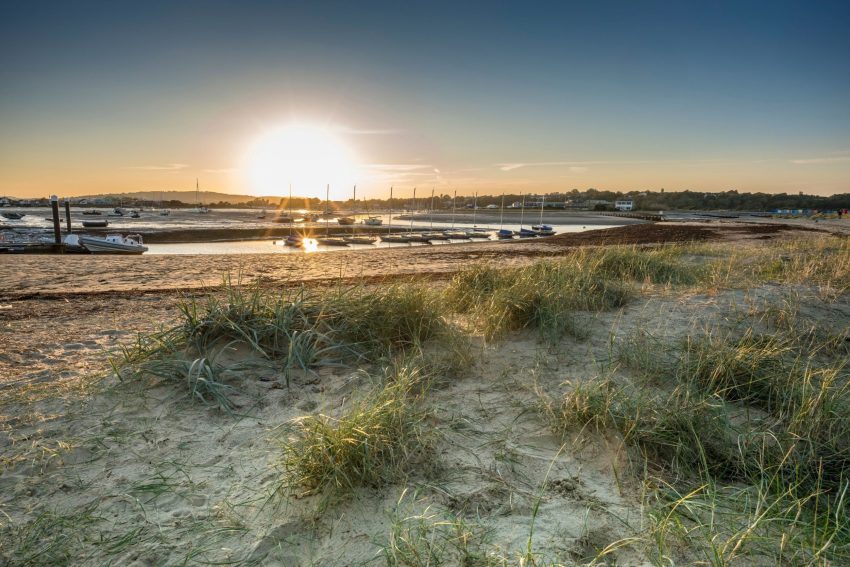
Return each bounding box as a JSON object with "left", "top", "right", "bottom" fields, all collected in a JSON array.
[{"left": 614, "top": 199, "right": 634, "bottom": 211}]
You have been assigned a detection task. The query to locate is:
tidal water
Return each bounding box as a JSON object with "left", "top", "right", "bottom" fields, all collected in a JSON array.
[{"left": 1, "top": 206, "right": 636, "bottom": 255}]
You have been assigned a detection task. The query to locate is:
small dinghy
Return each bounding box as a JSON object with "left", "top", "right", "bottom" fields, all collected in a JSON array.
[
  {"left": 343, "top": 235, "right": 377, "bottom": 245},
  {"left": 315, "top": 236, "right": 349, "bottom": 247},
  {"left": 82, "top": 219, "right": 109, "bottom": 228},
  {"left": 75, "top": 233, "right": 148, "bottom": 254},
  {"left": 381, "top": 233, "right": 411, "bottom": 243}
]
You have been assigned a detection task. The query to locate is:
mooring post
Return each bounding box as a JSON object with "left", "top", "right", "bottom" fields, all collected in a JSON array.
[
  {"left": 64, "top": 199, "right": 71, "bottom": 232},
  {"left": 50, "top": 195, "right": 61, "bottom": 245}
]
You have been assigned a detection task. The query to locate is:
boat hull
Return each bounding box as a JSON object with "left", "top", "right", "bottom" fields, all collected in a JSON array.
[
  {"left": 82, "top": 220, "right": 109, "bottom": 228},
  {"left": 78, "top": 236, "right": 148, "bottom": 254}
]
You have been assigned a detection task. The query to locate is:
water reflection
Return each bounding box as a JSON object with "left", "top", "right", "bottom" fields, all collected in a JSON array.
[{"left": 302, "top": 238, "right": 318, "bottom": 253}]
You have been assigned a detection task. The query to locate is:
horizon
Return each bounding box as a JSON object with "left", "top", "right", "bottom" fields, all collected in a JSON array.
[{"left": 2, "top": 1, "right": 849, "bottom": 199}]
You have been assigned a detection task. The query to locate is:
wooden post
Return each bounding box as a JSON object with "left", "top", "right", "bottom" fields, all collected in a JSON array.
[
  {"left": 64, "top": 199, "right": 71, "bottom": 232},
  {"left": 50, "top": 195, "right": 61, "bottom": 245}
]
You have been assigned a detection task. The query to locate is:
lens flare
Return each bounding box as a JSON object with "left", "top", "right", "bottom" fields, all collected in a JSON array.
[{"left": 243, "top": 124, "right": 358, "bottom": 198}]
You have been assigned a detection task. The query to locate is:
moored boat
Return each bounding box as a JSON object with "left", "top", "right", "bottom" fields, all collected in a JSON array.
[
  {"left": 518, "top": 228, "right": 539, "bottom": 238},
  {"left": 82, "top": 209, "right": 101, "bottom": 216},
  {"left": 337, "top": 216, "right": 355, "bottom": 225},
  {"left": 381, "top": 233, "right": 411, "bottom": 243},
  {"left": 497, "top": 229, "right": 515, "bottom": 239},
  {"left": 343, "top": 235, "right": 377, "bottom": 245},
  {"left": 316, "top": 236, "right": 349, "bottom": 246},
  {"left": 75, "top": 233, "right": 148, "bottom": 254},
  {"left": 532, "top": 225, "right": 555, "bottom": 236},
  {"left": 82, "top": 219, "right": 109, "bottom": 228},
  {"left": 284, "top": 235, "right": 304, "bottom": 247},
  {"left": 444, "top": 231, "right": 470, "bottom": 239},
  {"left": 405, "top": 233, "right": 433, "bottom": 243},
  {"left": 362, "top": 216, "right": 383, "bottom": 226}
]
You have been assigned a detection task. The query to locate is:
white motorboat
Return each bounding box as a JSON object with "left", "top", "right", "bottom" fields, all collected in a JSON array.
[
  {"left": 362, "top": 216, "right": 383, "bottom": 226},
  {"left": 72, "top": 233, "right": 148, "bottom": 254}
]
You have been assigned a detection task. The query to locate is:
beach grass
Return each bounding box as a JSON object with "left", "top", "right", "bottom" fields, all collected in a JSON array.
[
  {"left": 446, "top": 258, "right": 629, "bottom": 341},
  {"left": 114, "top": 278, "right": 461, "bottom": 406},
  {"left": 546, "top": 275, "right": 850, "bottom": 564},
  {"left": 280, "top": 360, "right": 432, "bottom": 498},
  {"left": 5, "top": 233, "right": 850, "bottom": 565}
]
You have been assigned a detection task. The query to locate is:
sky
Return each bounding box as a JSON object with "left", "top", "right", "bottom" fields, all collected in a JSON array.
[{"left": 1, "top": 0, "right": 849, "bottom": 200}]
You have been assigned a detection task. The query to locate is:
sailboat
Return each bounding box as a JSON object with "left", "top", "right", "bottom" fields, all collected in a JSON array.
[
  {"left": 467, "top": 192, "right": 492, "bottom": 238},
  {"left": 159, "top": 190, "right": 170, "bottom": 216},
  {"left": 191, "top": 179, "right": 210, "bottom": 213},
  {"left": 337, "top": 185, "right": 356, "bottom": 225},
  {"left": 532, "top": 194, "right": 555, "bottom": 235},
  {"left": 316, "top": 184, "right": 349, "bottom": 246},
  {"left": 382, "top": 186, "right": 411, "bottom": 243},
  {"left": 424, "top": 188, "right": 448, "bottom": 241},
  {"left": 344, "top": 186, "right": 377, "bottom": 245},
  {"left": 444, "top": 190, "right": 469, "bottom": 239},
  {"left": 518, "top": 193, "right": 537, "bottom": 237},
  {"left": 497, "top": 194, "right": 514, "bottom": 238}
]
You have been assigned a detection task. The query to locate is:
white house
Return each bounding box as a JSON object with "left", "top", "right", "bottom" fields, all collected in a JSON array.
[{"left": 614, "top": 199, "right": 634, "bottom": 211}]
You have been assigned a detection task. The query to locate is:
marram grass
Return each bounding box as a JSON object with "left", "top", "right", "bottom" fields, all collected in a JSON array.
[{"left": 280, "top": 362, "right": 431, "bottom": 497}]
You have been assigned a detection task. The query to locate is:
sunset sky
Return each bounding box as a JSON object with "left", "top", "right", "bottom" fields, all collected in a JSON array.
[{"left": 2, "top": 1, "right": 849, "bottom": 200}]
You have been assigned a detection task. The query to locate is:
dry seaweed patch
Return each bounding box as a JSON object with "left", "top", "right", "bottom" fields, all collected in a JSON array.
[{"left": 2, "top": 236, "right": 849, "bottom": 565}]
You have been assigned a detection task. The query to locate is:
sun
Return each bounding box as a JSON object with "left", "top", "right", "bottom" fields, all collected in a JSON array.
[{"left": 243, "top": 124, "right": 358, "bottom": 198}]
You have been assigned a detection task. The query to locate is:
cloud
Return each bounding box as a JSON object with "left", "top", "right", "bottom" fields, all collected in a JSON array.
[
  {"left": 790, "top": 155, "right": 850, "bottom": 165},
  {"left": 497, "top": 161, "right": 603, "bottom": 171},
  {"left": 128, "top": 163, "right": 188, "bottom": 171},
  {"left": 498, "top": 163, "right": 527, "bottom": 171}
]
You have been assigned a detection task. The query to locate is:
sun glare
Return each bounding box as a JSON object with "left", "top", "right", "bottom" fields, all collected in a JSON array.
[{"left": 243, "top": 124, "right": 358, "bottom": 198}]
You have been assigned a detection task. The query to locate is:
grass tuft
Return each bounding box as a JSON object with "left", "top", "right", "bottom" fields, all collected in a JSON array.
[
  {"left": 280, "top": 362, "right": 432, "bottom": 497},
  {"left": 447, "top": 259, "right": 629, "bottom": 341}
]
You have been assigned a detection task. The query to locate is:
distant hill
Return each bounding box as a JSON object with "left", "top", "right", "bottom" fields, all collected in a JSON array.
[{"left": 78, "top": 190, "right": 283, "bottom": 204}]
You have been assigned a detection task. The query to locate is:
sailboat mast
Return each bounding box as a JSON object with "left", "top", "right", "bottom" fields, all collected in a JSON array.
[
  {"left": 430, "top": 188, "right": 435, "bottom": 230},
  {"left": 499, "top": 194, "right": 505, "bottom": 230},
  {"left": 388, "top": 186, "right": 393, "bottom": 233},
  {"left": 520, "top": 193, "right": 525, "bottom": 229},
  {"left": 539, "top": 194, "right": 545, "bottom": 225},
  {"left": 410, "top": 187, "right": 416, "bottom": 233}
]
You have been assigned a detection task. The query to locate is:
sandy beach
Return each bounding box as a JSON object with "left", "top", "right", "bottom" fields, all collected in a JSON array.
[{"left": 2, "top": 217, "right": 849, "bottom": 565}]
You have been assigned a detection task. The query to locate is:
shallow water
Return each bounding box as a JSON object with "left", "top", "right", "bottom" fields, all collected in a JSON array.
[
  {"left": 146, "top": 223, "right": 624, "bottom": 254},
  {"left": 2, "top": 206, "right": 629, "bottom": 254}
]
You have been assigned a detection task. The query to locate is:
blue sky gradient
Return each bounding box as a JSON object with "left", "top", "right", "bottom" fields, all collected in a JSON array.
[{"left": 2, "top": 0, "right": 849, "bottom": 197}]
